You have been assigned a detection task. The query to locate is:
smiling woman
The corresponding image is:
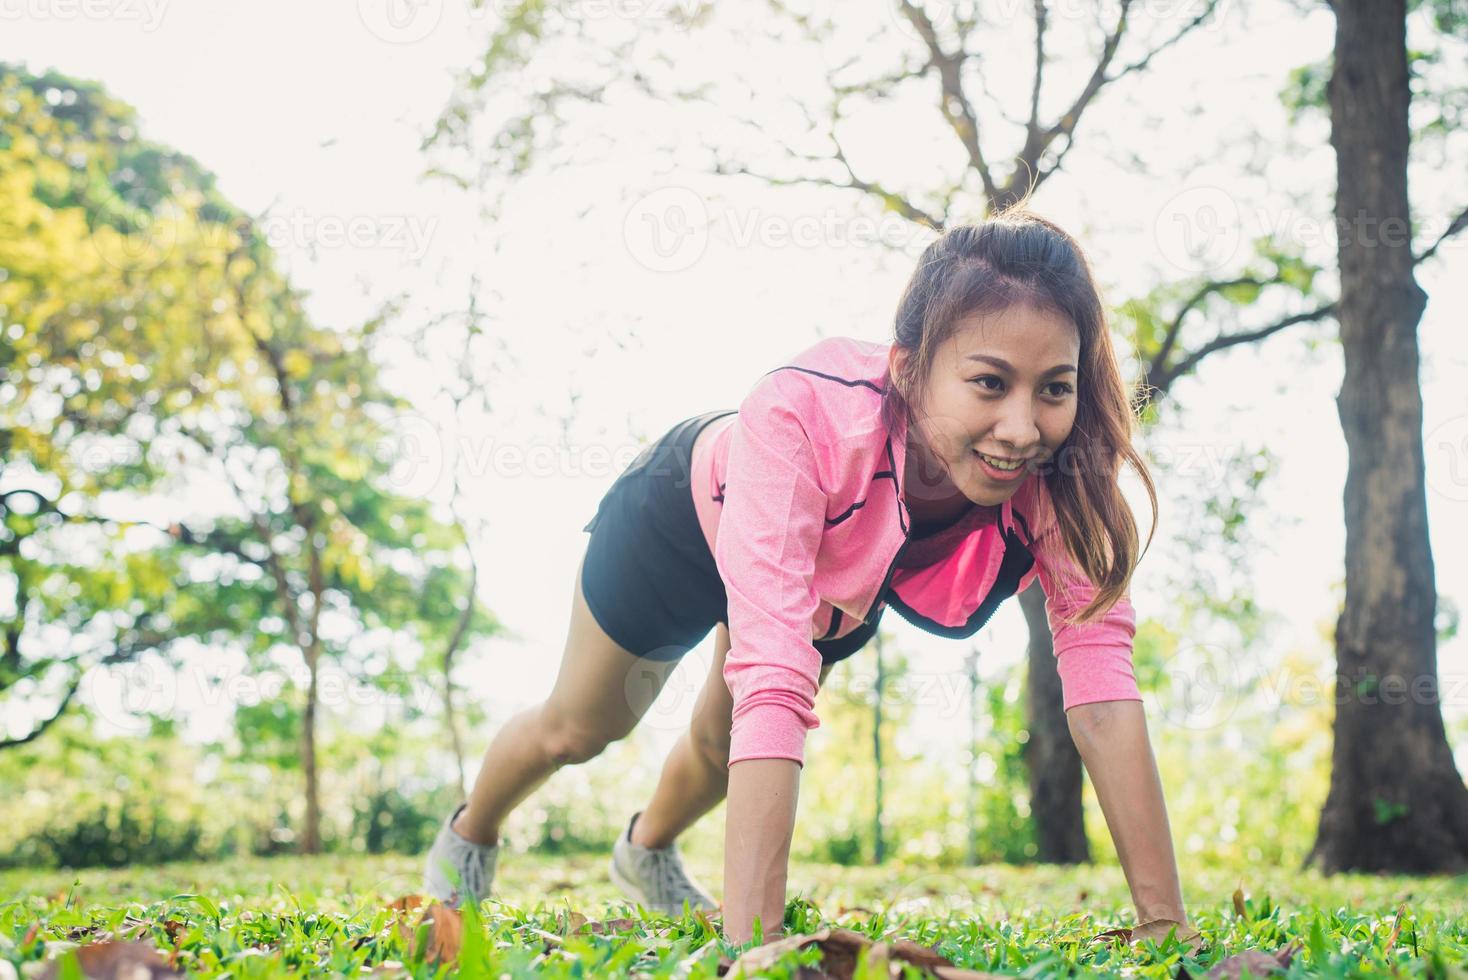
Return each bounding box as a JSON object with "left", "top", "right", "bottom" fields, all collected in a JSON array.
[
  {"left": 424, "top": 208, "right": 1183, "bottom": 951},
  {"left": 893, "top": 303, "right": 1081, "bottom": 513}
]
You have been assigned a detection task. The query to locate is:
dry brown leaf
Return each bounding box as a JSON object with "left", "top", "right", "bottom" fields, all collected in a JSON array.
[
  {"left": 1178, "top": 941, "right": 1301, "bottom": 980},
  {"left": 577, "top": 917, "right": 642, "bottom": 935},
  {"left": 387, "top": 894, "right": 462, "bottom": 966},
  {"left": 724, "top": 926, "right": 1008, "bottom": 980},
  {"left": 1385, "top": 903, "right": 1408, "bottom": 949},
  {"left": 35, "top": 940, "right": 182, "bottom": 979},
  {"left": 1088, "top": 918, "right": 1203, "bottom": 956}
]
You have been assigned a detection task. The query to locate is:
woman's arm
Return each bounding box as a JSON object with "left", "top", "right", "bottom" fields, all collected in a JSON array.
[
  {"left": 1066, "top": 699, "right": 1189, "bottom": 926},
  {"left": 723, "top": 758, "right": 801, "bottom": 945}
]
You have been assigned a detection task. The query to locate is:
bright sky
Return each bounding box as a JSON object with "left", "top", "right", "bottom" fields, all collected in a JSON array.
[{"left": 5, "top": 0, "right": 1466, "bottom": 775}]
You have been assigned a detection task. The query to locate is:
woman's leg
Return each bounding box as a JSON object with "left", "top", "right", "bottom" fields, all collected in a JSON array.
[
  {"left": 631, "top": 624, "right": 838, "bottom": 849},
  {"left": 453, "top": 552, "right": 673, "bottom": 845}
]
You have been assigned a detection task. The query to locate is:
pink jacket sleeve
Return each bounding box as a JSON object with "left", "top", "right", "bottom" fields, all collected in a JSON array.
[
  {"left": 713, "top": 373, "right": 829, "bottom": 769},
  {"left": 1024, "top": 518, "right": 1144, "bottom": 711}
]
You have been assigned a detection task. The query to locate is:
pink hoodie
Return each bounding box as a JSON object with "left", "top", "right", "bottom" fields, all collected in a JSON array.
[{"left": 689, "top": 336, "right": 1143, "bottom": 768}]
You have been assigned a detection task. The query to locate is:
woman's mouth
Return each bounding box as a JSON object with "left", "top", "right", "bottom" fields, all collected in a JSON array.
[{"left": 973, "top": 449, "right": 1030, "bottom": 482}]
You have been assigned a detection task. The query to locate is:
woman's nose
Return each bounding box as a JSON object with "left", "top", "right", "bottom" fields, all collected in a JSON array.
[{"left": 992, "top": 398, "right": 1040, "bottom": 452}]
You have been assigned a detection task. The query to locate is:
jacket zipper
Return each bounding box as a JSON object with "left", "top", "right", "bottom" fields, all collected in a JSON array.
[{"left": 860, "top": 531, "right": 911, "bottom": 626}]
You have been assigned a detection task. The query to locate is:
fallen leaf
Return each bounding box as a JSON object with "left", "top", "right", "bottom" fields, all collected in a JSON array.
[
  {"left": 35, "top": 940, "right": 182, "bottom": 979},
  {"left": 1088, "top": 918, "right": 1203, "bottom": 956},
  {"left": 1133, "top": 918, "right": 1204, "bottom": 954},
  {"left": 1233, "top": 884, "right": 1247, "bottom": 919},
  {"left": 386, "top": 894, "right": 462, "bottom": 966},
  {"left": 1385, "top": 903, "right": 1408, "bottom": 949},
  {"left": 723, "top": 927, "right": 1009, "bottom": 979},
  {"left": 577, "top": 917, "right": 642, "bottom": 935},
  {"left": 1178, "top": 941, "right": 1301, "bottom": 980}
]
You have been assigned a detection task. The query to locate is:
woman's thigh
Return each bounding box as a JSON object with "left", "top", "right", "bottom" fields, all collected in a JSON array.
[{"left": 540, "top": 552, "right": 680, "bottom": 746}]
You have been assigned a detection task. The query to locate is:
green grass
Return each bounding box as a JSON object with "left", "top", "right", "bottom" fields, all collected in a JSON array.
[{"left": 2, "top": 852, "right": 1464, "bottom": 977}]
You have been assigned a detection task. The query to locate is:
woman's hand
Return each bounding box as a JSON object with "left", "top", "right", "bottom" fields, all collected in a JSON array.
[
  {"left": 1128, "top": 917, "right": 1203, "bottom": 954},
  {"left": 722, "top": 758, "right": 801, "bottom": 946}
]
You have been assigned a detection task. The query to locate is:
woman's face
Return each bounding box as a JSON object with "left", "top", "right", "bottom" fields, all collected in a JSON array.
[{"left": 894, "top": 303, "right": 1081, "bottom": 511}]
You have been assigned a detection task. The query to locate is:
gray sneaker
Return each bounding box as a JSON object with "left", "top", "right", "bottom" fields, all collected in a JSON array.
[
  {"left": 608, "top": 811, "right": 719, "bottom": 916},
  {"left": 423, "top": 802, "right": 499, "bottom": 909}
]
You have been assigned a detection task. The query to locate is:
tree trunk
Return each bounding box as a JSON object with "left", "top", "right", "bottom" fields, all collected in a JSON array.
[
  {"left": 442, "top": 546, "right": 479, "bottom": 801},
  {"left": 302, "top": 641, "right": 323, "bottom": 854},
  {"left": 965, "top": 645, "right": 981, "bottom": 865},
  {"left": 1306, "top": 0, "right": 1468, "bottom": 873},
  {"left": 873, "top": 631, "right": 887, "bottom": 865},
  {"left": 1021, "top": 580, "right": 1089, "bottom": 863}
]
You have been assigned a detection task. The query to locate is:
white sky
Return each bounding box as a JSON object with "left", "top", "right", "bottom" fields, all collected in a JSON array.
[{"left": 5, "top": 0, "right": 1466, "bottom": 773}]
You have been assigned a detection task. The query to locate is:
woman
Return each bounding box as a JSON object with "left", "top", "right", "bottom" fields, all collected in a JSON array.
[{"left": 424, "top": 210, "right": 1193, "bottom": 947}]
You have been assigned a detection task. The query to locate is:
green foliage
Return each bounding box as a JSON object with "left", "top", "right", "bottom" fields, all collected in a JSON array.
[
  {"left": 0, "top": 65, "right": 500, "bottom": 858},
  {"left": 1, "top": 852, "right": 1464, "bottom": 977}
]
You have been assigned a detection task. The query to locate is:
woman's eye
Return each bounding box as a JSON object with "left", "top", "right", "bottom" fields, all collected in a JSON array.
[
  {"left": 971, "top": 375, "right": 1003, "bottom": 392},
  {"left": 1044, "top": 382, "right": 1075, "bottom": 398}
]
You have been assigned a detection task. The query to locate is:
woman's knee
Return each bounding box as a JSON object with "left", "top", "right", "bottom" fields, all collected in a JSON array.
[{"left": 538, "top": 704, "right": 629, "bottom": 766}]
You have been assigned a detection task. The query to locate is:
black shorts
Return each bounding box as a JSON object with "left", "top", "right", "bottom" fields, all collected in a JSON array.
[{"left": 581, "top": 409, "right": 884, "bottom": 664}]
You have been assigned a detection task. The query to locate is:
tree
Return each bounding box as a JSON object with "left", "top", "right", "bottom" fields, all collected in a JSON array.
[
  {"left": 1, "top": 65, "right": 502, "bottom": 852},
  {"left": 163, "top": 219, "right": 500, "bottom": 852},
  {"left": 1304, "top": 0, "right": 1468, "bottom": 872},
  {"left": 0, "top": 64, "right": 246, "bottom": 749},
  {"left": 427, "top": 0, "right": 1349, "bottom": 861}
]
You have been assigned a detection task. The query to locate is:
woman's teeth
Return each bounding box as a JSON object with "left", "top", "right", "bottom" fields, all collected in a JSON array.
[{"left": 976, "top": 452, "right": 1023, "bottom": 471}]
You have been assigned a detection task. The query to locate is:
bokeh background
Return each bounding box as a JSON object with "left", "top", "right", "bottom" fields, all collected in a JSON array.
[{"left": 1, "top": 0, "right": 1465, "bottom": 883}]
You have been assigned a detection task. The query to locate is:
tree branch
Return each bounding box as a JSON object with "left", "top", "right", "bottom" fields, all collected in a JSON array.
[
  {"left": 1146, "top": 302, "right": 1338, "bottom": 397},
  {"left": 899, "top": 0, "right": 1000, "bottom": 205},
  {"left": 1414, "top": 204, "right": 1468, "bottom": 265}
]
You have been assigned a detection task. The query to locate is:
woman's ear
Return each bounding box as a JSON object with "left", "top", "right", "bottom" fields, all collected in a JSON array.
[{"left": 887, "top": 346, "right": 908, "bottom": 392}]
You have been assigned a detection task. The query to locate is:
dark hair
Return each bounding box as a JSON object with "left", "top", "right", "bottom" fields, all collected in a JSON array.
[{"left": 882, "top": 206, "right": 1157, "bottom": 623}]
